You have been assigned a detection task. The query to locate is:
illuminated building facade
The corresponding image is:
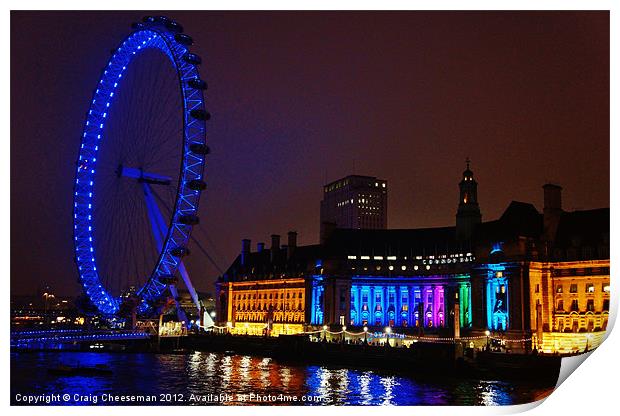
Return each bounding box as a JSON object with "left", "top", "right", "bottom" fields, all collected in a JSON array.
[
  {"left": 215, "top": 232, "right": 315, "bottom": 336},
  {"left": 216, "top": 164, "right": 609, "bottom": 354},
  {"left": 311, "top": 227, "right": 475, "bottom": 333},
  {"left": 470, "top": 186, "right": 610, "bottom": 352},
  {"left": 527, "top": 201, "right": 610, "bottom": 353}
]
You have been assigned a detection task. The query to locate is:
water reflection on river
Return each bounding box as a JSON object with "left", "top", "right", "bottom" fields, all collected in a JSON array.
[{"left": 11, "top": 351, "right": 555, "bottom": 405}]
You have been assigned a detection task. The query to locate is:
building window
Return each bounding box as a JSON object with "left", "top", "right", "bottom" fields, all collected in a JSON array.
[
  {"left": 571, "top": 299, "right": 579, "bottom": 312},
  {"left": 586, "top": 283, "right": 595, "bottom": 293},
  {"left": 569, "top": 284, "right": 578, "bottom": 293},
  {"left": 556, "top": 285, "right": 563, "bottom": 294},
  {"left": 586, "top": 299, "right": 595, "bottom": 312},
  {"left": 535, "top": 284, "right": 540, "bottom": 294},
  {"left": 603, "top": 299, "right": 610, "bottom": 311},
  {"left": 557, "top": 300, "right": 564, "bottom": 311},
  {"left": 603, "top": 284, "right": 610, "bottom": 293}
]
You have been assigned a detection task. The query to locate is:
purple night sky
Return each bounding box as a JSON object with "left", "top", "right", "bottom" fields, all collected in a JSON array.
[{"left": 11, "top": 11, "right": 609, "bottom": 296}]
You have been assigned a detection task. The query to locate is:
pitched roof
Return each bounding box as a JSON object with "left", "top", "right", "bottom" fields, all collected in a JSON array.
[
  {"left": 554, "top": 208, "right": 609, "bottom": 248},
  {"left": 475, "top": 201, "right": 542, "bottom": 243}
]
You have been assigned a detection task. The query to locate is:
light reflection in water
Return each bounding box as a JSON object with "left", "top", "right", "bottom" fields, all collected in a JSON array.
[
  {"left": 380, "top": 376, "right": 397, "bottom": 405},
  {"left": 259, "top": 358, "right": 271, "bottom": 389},
  {"left": 239, "top": 356, "right": 251, "bottom": 389},
  {"left": 358, "top": 373, "right": 372, "bottom": 405},
  {"left": 11, "top": 351, "right": 555, "bottom": 406},
  {"left": 280, "top": 367, "right": 291, "bottom": 390}
]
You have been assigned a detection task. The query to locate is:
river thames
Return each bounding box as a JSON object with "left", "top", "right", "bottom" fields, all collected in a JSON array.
[{"left": 11, "top": 351, "right": 556, "bottom": 406}]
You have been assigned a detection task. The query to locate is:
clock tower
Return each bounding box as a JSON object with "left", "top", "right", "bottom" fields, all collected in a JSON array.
[{"left": 456, "top": 158, "right": 482, "bottom": 240}]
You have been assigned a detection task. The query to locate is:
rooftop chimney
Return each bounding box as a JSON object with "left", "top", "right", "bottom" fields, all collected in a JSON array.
[
  {"left": 543, "top": 184, "right": 563, "bottom": 242},
  {"left": 543, "top": 183, "right": 562, "bottom": 212},
  {"left": 270, "top": 234, "right": 280, "bottom": 262},
  {"left": 241, "top": 238, "right": 251, "bottom": 266},
  {"left": 287, "top": 231, "right": 297, "bottom": 260},
  {"left": 257, "top": 242, "right": 265, "bottom": 253}
]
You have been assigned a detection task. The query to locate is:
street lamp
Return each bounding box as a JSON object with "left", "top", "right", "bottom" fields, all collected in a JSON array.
[
  {"left": 363, "top": 326, "right": 368, "bottom": 344},
  {"left": 226, "top": 321, "right": 232, "bottom": 335},
  {"left": 322, "top": 325, "right": 328, "bottom": 342},
  {"left": 385, "top": 326, "right": 392, "bottom": 347},
  {"left": 42, "top": 292, "right": 55, "bottom": 326},
  {"left": 485, "top": 330, "right": 491, "bottom": 350},
  {"left": 341, "top": 325, "right": 347, "bottom": 344}
]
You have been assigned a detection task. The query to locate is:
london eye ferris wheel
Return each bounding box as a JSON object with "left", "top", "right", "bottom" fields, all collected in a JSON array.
[{"left": 72, "top": 16, "right": 210, "bottom": 320}]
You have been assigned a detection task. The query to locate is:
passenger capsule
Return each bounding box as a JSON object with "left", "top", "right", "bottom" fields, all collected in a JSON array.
[
  {"left": 142, "top": 16, "right": 156, "bottom": 23},
  {"left": 158, "top": 275, "right": 179, "bottom": 285},
  {"left": 187, "top": 179, "right": 207, "bottom": 191},
  {"left": 190, "top": 109, "right": 210, "bottom": 121},
  {"left": 187, "top": 78, "right": 207, "bottom": 90},
  {"left": 189, "top": 143, "right": 210, "bottom": 155},
  {"left": 178, "top": 214, "right": 200, "bottom": 225},
  {"left": 165, "top": 21, "right": 184, "bottom": 33},
  {"left": 170, "top": 247, "right": 190, "bottom": 258},
  {"left": 174, "top": 33, "right": 193, "bottom": 46},
  {"left": 183, "top": 53, "right": 201, "bottom": 65},
  {"left": 131, "top": 22, "right": 146, "bottom": 30},
  {"left": 154, "top": 16, "right": 170, "bottom": 24}
]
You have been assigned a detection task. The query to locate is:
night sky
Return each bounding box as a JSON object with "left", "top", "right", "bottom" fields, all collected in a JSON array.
[{"left": 10, "top": 11, "right": 609, "bottom": 296}]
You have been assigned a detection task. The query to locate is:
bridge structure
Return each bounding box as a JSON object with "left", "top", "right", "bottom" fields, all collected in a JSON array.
[{"left": 10, "top": 329, "right": 152, "bottom": 349}]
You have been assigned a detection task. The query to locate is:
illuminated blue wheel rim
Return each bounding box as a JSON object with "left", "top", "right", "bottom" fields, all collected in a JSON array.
[{"left": 72, "top": 17, "right": 208, "bottom": 316}]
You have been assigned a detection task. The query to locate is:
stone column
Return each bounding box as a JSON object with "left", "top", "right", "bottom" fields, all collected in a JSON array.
[
  {"left": 454, "top": 291, "right": 461, "bottom": 339},
  {"left": 370, "top": 286, "right": 375, "bottom": 325}
]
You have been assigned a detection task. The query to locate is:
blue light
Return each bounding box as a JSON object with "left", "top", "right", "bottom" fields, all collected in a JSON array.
[{"left": 491, "top": 242, "right": 503, "bottom": 254}]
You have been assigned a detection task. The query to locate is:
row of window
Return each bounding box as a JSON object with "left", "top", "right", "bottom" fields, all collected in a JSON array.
[
  {"left": 555, "top": 317, "right": 608, "bottom": 332},
  {"left": 234, "top": 313, "right": 304, "bottom": 323},
  {"left": 553, "top": 247, "right": 610, "bottom": 261},
  {"left": 348, "top": 253, "right": 472, "bottom": 261},
  {"left": 556, "top": 298, "right": 610, "bottom": 312},
  {"left": 233, "top": 291, "right": 304, "bottom": 301},
  {"left": 235, "top": 302, "right": 303, "bottom": 311},
  {"left": 552, "top": 267, "right": 610, "bottom": 277},
  {"left": 555, "top": 283, "right": 610, "bottom": 294}
]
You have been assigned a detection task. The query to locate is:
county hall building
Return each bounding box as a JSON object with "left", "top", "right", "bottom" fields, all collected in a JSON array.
[{"left": 215, "top": 164, "right": 609, "bottom": 354}]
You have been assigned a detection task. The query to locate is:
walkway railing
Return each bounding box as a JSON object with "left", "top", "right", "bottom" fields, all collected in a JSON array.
[{"left": 11, "top": 329, "right": 151, "bottom": 343}]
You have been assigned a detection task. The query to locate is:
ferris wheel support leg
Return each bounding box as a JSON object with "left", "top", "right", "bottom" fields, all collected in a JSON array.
[
  {"left": 176, "top": 261, "right": 201, "bottom": 317},
  {"left": 142, "top": 183, "right": 188, "bottom": 323},
  {"left": 143, "top": 183, "right": 201, "bottom": 322}
]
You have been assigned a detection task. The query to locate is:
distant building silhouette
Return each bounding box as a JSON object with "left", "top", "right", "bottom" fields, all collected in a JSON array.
[{"left": 320, "top": 175, "right": 387, "bottom": 243}]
